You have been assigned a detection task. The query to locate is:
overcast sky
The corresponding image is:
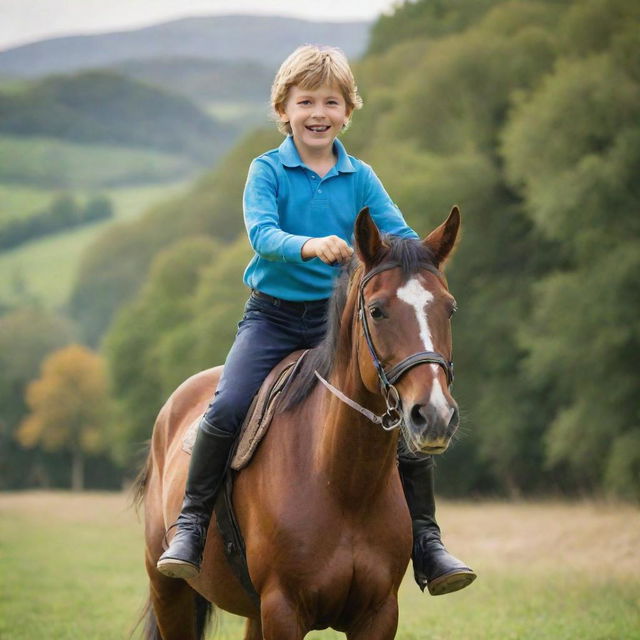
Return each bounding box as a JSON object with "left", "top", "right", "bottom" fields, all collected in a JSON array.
[{"left": 0, "top": 0, "right": 398, "bottom": 51}]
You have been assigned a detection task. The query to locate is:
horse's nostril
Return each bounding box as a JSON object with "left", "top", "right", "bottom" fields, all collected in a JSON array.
[
  {"left": 448, "top": 407, "right": 459, "bottom": 430},
  {"left": 410, "top": 404, "right": 427, "bottom": 428}
]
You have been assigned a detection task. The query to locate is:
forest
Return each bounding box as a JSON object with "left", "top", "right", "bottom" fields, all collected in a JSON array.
[{"left": 1, "top": 0, "right": 638, "bottom": 500}]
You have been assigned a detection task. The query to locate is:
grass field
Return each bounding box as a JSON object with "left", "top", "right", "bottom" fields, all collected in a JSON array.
[
  {"left": 0, "top": 492, "right": 638, "bottom": 639},
  {"left": 0, "top": 180, "right": 189, "bottom": 307},
  {"left": 0, "top": 135, "right": 199, "bottom": 189}
]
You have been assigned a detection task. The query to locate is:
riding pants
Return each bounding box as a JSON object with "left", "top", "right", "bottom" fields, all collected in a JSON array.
[{"left": 201, "top": 291, "right": 330, "bottom": 436}]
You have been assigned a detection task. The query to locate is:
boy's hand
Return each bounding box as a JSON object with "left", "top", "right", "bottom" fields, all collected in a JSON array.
[{"left": 302, "top": 236, "right": 353, "bottom": 265}]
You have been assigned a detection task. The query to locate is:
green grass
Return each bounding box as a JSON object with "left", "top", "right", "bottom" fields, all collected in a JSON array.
[
  {"left": 204, "top": 101, "right": 268, "bottom": 128},
  {"left": 0, "top": 184, "right": 53, "bottom": 224},
  {"left": 0, "top": 135, "right": 199, "bottom": 189},
  {"left": 0, "top": 181, "right": 189, "bottom": 307},
  {"left": 0, "top": 493, "right": 638, "bottom": 639}
]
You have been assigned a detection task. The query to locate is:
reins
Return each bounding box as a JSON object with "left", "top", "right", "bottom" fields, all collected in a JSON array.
[{"left": 315, "top": 261, "right": 454, "bottom": 431}]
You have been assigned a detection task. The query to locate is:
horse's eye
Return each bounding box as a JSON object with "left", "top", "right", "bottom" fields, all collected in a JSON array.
[
  {"left": 369, "top": 306, "right": 384, "bottom": 320},
  {"left": 449, "top": 303, "right": 458, "bottom": 318}
]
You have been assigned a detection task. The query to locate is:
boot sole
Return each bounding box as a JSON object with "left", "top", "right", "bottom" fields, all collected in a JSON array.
[
  {"left": 156, "top": 558, "right": 200, "bottom": 580},
  {"left": 427, "top": 569, "right": 477, "bottom": 596}
]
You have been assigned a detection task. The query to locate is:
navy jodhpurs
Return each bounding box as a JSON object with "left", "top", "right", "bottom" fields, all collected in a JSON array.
[{"left": 201, "top": 291, "right": 330, "bottom": 436}]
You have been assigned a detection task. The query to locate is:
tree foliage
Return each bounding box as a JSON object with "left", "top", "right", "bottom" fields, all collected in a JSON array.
[
  {"left": 0, "top": 193, "right": 113, "bottom": 251},
  {"left": 0, "top": 307, "right": 74, "bottom": 489},
  {"left": 16, "top": 344, "right": 111, "bottom": 490}
]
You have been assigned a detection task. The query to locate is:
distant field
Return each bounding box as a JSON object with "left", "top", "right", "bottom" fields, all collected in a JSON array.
[
  {"left": 0, "top": 180, "right": 189, "bottom": 306},
  {"left": 0, "top": 492, "right": 638, "bottom": 639},
  {"left": 0, "top": 184, "right": 52, "bottom": 224},
  {"left": 0, "top": 135, "right": 199, "bottom": 189},
  {"left": 204, "top": 101, "right": 268, "bottom": 128}
]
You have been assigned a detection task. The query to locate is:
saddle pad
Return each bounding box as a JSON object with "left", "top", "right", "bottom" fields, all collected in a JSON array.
[{"left": 182, "top": 350, "right": 308, "bottom": 467}]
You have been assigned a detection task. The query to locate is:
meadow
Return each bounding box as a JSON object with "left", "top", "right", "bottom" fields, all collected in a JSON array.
[
  {"left": 0, "top": 180, "right": 189, "bottom": 306},
  {"left": 0, "top": 492, "right": 638, "bottom": 640},
  {"left": 0, "top": 136, "right": 198, "bottom": 189}
]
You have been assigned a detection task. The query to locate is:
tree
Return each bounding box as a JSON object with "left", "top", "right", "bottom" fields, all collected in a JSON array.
[
  {"left": 16, "top": 345, "right": 111, "bottom": 491},
  {"left": 502, "top": 48, "right": 640, "bottom": 497},
  {"left": 0, "top": 307, "right": 73, "bottom": 489}
]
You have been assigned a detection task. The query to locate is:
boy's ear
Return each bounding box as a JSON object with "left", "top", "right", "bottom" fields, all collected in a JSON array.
[
  {"left": 423, "top": 206, "right": 461, "bottom": 269},
  {"left": 354, "top": 207, "right": 384, "bottom": 268},
  {"left": 275, "top": 103, "right": 288, "bottom": 123}
]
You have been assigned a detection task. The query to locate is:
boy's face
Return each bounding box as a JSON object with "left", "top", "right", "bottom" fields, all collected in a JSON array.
[{"left": 279, "top": 84, "right": 351, "bottom": 157}]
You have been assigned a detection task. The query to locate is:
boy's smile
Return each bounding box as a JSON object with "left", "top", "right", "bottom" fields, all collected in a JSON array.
[{"left": 279, "top": 84, "right": 351, "bottom": 162}]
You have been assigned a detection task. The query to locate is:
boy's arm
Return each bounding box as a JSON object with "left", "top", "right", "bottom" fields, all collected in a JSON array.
[
  {"left": 243, "top": 158, "right": 312, "bottom": 262},
  {"left": 362, "top": 164, "right": 419, "bottom": 239}
]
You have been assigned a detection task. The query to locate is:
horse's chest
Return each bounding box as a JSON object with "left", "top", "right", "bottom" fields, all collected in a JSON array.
[{"left": 284, "top": 529, "right": 405, "bottom": 628}]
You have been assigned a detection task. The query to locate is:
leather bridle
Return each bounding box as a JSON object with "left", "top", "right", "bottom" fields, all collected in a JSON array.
[{"left": 316, "top": 261, "right": 455, "bottom": 431}]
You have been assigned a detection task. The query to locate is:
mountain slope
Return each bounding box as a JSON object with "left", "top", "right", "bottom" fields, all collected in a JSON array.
[
  {"left": 0, "top": 15, "right": 370, "bottom": 77},
  {"left": 0, "top": 71, "right": 233, "bottom": 164}
]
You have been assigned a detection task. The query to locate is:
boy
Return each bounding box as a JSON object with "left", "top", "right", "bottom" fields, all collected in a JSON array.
[{"left": 157, "top": 45, "right": 475, "bottom": 596}]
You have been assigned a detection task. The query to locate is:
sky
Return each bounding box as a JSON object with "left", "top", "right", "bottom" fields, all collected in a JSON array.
[{"left": 0, "top": 0, "right": 399, "bottom": 51}]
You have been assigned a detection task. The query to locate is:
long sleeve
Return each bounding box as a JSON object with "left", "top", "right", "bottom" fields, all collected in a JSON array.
[
  {"left": 243, "top": 159, "right": 312, "bottom": 263},
  {"left": 361, "top": 164, "right": 419, "bottom": 239}
]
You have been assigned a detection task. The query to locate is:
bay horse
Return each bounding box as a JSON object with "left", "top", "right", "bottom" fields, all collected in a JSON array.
[{"left": 135, "top": 206, "right": 462, "bottom": 639}]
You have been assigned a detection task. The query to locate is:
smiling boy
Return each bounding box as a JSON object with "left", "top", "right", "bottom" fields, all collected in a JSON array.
[{"left": 157, "top": 45, "right": 475, "bottom": 597}]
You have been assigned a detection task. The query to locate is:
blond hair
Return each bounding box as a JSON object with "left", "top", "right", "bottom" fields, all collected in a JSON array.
[{"left": 271, "top": 45, "right": 363, "bottom": 135}]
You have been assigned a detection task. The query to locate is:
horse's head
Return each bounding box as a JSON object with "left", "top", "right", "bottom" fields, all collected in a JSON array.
[{"left": 353, "top": 206, "right": 460, "bottom": 454}]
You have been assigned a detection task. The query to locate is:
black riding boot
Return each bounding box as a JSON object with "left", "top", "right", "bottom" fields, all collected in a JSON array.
[
  {"left": 156, "top": 420, "right": 235, "bottom": 579},
  {"left": 398, "top": 454, "right": 476, "bottom": 595}
]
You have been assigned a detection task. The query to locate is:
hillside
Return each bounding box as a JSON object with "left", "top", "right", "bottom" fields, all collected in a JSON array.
[
  {"left": 0, "top": 70, "right": 234, "bottom": 164},
  {"left": 111, "top": 57, "right": 272, "bottom": 105},
  {"left": 0, "top": 15, "right": 370, "bottom": 77}
]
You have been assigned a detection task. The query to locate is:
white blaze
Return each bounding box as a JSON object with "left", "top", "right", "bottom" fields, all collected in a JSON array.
[{"left": 396, "top": 277, "right": 453, "bottom": 424}]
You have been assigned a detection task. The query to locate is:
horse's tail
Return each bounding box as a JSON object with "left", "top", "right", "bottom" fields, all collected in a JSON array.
[
  {"left": 130, "top": 441, "right": 152, "bottom": 513},
  {"left": 134, "top": 591, "right": 215, "bottom": 640}
]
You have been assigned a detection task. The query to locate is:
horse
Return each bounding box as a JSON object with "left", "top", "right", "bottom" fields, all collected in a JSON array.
[{"left": 134, "top": 206, "right": 462, "bottom": 639}]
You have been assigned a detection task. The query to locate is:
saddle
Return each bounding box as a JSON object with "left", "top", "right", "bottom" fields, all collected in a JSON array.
[{"left": 182, "top": 349, "right": 309, "bottom": 606}]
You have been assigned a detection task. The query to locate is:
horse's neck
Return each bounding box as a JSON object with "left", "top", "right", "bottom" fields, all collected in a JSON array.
[{"left": 315, "top": 368, "right": 400, "bottom": 508}]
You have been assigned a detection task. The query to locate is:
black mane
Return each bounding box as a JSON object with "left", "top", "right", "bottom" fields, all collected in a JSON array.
[{"left": 278, "top": 234, "right": 436, "bottom": 412}]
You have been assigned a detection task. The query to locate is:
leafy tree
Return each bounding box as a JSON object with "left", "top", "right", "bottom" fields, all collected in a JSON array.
[
  {"left": 368, "top": 0, "right": 501, "bottom": 55},
  {"left": 16, "top": 344, "right": 111, "bottom": 491},
  {"left": 0, "top": 308, "right": 74, "bottom": 489},
  {"left": 502, "top": 45, "right": 640, "bottom": 496},
  {"left": 83, "top": 194, "right": 113, "bottom": 222},
  {"left": 104, "top": 236, "right": 220, "bottom": 465}
]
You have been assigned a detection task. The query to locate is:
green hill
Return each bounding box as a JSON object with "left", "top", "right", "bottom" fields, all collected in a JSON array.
[
  {"left": 111, "top": 57, "right": 273, "bottom": 105},
  {"left": 0, "top": 70, "right": 234, "bottom": 164}
]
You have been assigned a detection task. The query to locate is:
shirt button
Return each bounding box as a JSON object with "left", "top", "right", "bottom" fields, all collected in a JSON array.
[
  {"left": 318, "top": 189, "right": 322, "bottom": 194},
  {"left": 311, "top": 175, "right": 317, "bottom": 179}
]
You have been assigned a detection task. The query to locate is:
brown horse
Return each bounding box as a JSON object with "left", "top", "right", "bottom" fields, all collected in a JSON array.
[{"left": 135, "top": 207, "right": 462, "bottom": 639}]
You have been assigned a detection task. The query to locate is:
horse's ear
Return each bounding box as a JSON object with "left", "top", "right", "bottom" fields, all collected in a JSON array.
[
  {"left": 423, "top": 206, "right": 461, "bottom": 269},
  {"left": 354, "top": 207, "right": 384, "bottom": 267}
]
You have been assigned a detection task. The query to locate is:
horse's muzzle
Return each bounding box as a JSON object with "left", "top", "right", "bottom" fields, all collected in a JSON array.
[{"left": 406, "top": 403, "right": 459, "bottom": 453}]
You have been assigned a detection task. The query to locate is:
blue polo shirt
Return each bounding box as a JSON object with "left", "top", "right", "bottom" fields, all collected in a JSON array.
[{"left": 242, "top": 135, "right": 418, "bottom": 301}]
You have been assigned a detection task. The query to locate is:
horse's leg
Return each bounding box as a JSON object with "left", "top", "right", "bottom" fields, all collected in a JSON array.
[
  {"left": 243, "top": 617, "right": 263, "bottom": 640},
  {"left": 147, "top": 558, "right": 212, "bottom": 640},
  {"left": 260, "top": 590, "right": 306, "bottom": 640},
  {"left": 346, "top": 597, "right": 399, "bottom": 640}
]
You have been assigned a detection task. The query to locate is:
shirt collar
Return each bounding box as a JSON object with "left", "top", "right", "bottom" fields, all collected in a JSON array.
[{"left": 278, "top": 135, "right": 356, "bottom": 173}]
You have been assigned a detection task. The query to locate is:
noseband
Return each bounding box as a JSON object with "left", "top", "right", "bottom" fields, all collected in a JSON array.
[{"left": 315, "top": 261, "right": 454, "bottom": 431}]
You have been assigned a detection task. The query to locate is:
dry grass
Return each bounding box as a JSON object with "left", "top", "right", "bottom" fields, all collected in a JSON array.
[{"left": 436, "top": 499, "right": 640, "bottom": 577}]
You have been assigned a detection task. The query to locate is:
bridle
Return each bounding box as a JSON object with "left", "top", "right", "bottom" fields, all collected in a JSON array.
[{"left": 315, "top": 261, "right": 455, "bottom": 431}]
